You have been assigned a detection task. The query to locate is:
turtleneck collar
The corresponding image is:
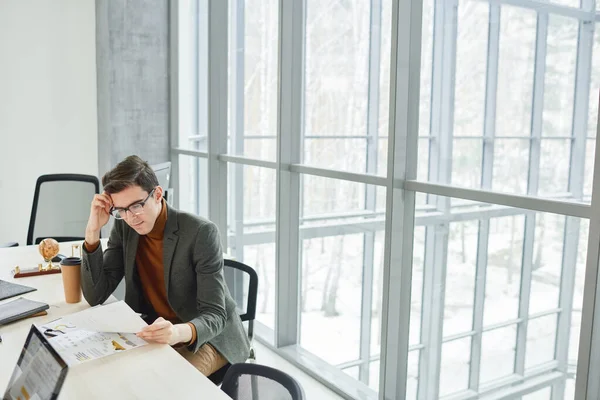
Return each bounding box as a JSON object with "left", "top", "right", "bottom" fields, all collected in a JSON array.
[{"left": 147, "top": 198, "right": 167, "bottom": 239}]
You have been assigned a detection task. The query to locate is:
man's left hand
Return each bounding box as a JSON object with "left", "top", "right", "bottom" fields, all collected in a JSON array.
[{"left": 136, "top": 317, "right": 192, "bottom": 346}]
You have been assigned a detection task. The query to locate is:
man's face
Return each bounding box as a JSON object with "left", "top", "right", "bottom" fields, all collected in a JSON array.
[{"left": 110, "top": 185, "right": 163, "bottom": 235}]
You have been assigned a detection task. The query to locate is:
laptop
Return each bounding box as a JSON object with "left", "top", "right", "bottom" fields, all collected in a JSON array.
[{"left": 2, "top": 325, "right": 68, "bottom": 400}]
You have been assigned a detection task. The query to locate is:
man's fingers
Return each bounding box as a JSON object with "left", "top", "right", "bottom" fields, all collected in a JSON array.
[{"left": 141, "top": 321, "right": 170, "bottom": 332}]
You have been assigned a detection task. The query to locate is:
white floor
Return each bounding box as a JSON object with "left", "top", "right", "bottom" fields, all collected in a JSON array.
[{"left": 253, "top": 341, "right": 345, "bottom": 400}]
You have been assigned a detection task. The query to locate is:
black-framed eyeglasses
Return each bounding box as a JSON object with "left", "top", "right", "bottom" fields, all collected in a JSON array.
[{"left": 110, "top": 189, "right": 156, "bottom": 220}]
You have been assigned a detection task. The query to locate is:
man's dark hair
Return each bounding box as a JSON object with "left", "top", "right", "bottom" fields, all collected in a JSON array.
[{"left": 102, "top": 155, "right": 159, "bottom": 194}]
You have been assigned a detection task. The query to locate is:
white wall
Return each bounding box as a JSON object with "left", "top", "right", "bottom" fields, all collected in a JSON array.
[{"left": 0, "top": 0, "right": 98, "bottom": 245}]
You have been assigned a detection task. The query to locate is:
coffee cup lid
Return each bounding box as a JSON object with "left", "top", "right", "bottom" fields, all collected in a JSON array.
[{"left": 60, "top": 257, "right": 81, "bottom": 266}]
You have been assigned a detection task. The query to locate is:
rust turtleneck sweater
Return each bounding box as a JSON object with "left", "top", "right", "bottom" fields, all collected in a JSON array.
[{"left": 135, "top": 200, "right": 179, "bottom": 322}]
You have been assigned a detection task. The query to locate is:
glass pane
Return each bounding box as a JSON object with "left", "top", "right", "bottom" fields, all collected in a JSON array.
[
  {"left": 300, "top": 233, "right": 363, "bottom": 364},
  {"left": 411, "top": 227, "right": 425, "bottom": 345},
  {"left": 377, "top": 0, "right": 393, "bottom": 176},
  {"left": 453, "top": 0, "right": 487, "bottom": 137},
  {"left": 243, "top": 138, "right": 277, "bottom": 161},
  {"left": 566, "top": 379, "right": 576, "bottom": 399},
  {"left": 406, "top": 351, "right": 419, "bottom": 400},
  {"left": 570, "top": 311, "right": 581, "bottom": 363},
  {"left": 343, "top": 366, "right": 359, "bottom": 380},
  {"left": 227, "top": 165, "right": 277, "bottom": 329},
  {"left": 492, "top": 138, "right": 529, "bottom": 194},
  {"left": 417, "top": 138, "right": 430, "bottom": 207},
  {"left": 302, "top": 176, "right": 366, "bottom": 218},
  {"left": 523, "top": 387, "right": 551, "bottom": 400},
  {"left": 444, "top": 221, "right": 478, "bottom": 336},
  {"left": 480, "top": 325, "right": 517, "bottom": 384},
  {"left": 178, "top": 155, "right": 208, "bottom": 218},
  {"left": 304, "top": 139, "right": 367, "bottom": 173},
  {"left": 370, "top": 230, "right": 385, "bottom": 385},
  {"left": 496, "top": 6, "right": 536, "bottom": 137},
  {"left": 452, "top": 138, "right": 482, "bottom": 188},
  {"left": 539, "top": 139, "right": 571, "bottom": 196},
  {"left": 585, "top": 139, "right": 595, "bottom": 197},
  {"left": 419, "top": 0, "right": 434, "bottom": 139},
  {"left": 300, "top": 177, "right": 384, "bottom": 368},
  {"left": 439, "top": 338, "right": 471, "bottom": 396},
  {"left": 529, "top": 214, "right": 565, "bottom": 314},
  {"left": 525, "top": 314, "right": 557, "bottom": 369},
  {"left": 369, "top": 360, "right": 380, "bottom": 391},
  {"left": 484, "top": 215, "right": 525, "bottom": 326},
  {"left": 229, "top": 0, "right": 278, "bottom": 161},
  {"left": 179, "top": 0, "right": 208, "bottom": 152},
  {"left": 303, "top": 0, "right": 390, "bottom": 173},
  {"left": 378, "top": 137, "right": 388, "bottom": 178},
  {"left": 542, "top": 15, "right": 577, "bottom": 137},
  {"left": 570, "top": 220, "right": 589, "bottom": 363},
  {"left": 243, "top": 243, "right": 275, "bottom": 331}
]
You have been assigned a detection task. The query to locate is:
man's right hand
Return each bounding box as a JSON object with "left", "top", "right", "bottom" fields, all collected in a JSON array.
[{"left": 85, "top": 192, "right": 112, "bottom": 245}]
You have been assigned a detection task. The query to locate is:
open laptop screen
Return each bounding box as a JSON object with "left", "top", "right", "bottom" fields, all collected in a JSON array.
[{"left": 3, "top": 325, "right": 68, "bottom": 400}]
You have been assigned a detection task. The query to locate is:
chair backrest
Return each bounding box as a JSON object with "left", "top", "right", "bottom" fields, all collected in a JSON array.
[
  {"left": 221, "top": 363, "right": 304, "bottom": 400},
  {"left": 27, "top": 174, "right": 100, "bottom": 245},
  {"left": 224, "top": 259, "right": 258, "bottom": 339}
]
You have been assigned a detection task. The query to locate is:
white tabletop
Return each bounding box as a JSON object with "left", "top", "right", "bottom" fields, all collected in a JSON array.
[{"left": 0, "top": 242, "right": 232, "bottom": 400}]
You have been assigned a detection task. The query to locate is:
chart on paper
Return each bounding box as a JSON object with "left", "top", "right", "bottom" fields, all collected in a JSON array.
[{"left": 38, "top": 301, "right": 149, "bottom": 366}]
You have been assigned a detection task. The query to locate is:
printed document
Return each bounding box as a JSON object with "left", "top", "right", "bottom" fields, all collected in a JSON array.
[{"left": 38, "top": 301, "right": 148, "bottom": 366}]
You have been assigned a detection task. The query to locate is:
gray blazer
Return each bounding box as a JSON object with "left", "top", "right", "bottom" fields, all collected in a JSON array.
[{"left": 80, "top": 204, "right": 250, "bottom": 364}]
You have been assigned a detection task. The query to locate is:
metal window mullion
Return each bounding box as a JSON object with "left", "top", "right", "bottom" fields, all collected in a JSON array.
[
  {"left": 207, "top": 0, "right": 229, "bottom": 247},
  {"left": 274, "top": 0, "right": 304, "bottom": 348},
  {"left": 421, "top": 1, "right": 458, "bottom": 398},
  {"left": 227, "top": 0, "right": 246, "bottom": 307},
  {"left": 514, "top": 11, "right": 547, "bottom": 378},
  {"left": 469, "top": 219, "right": 490, "bottom": 392},
  {"left": 230, "top": 0, "right": 245, "bottom": 256},
  {"left": 196, "top": 1, "right": 210, "bottom": 215},
  {"left": 418, "top": 0, "right": 444, "bottom": 392},
  {"left": 469, "top": 4, "right": 499, "bottom": 392},
  {"left": 359, "top": 0, "right": 383, "bottom": 385},
  {"left": 552, "top": 11, "right": 593, "bottom": 399},
  {"left": 169, "top": 0, "right": 180, "bottom": 208},
  {"left": 576, "top": 90, "right": 600, "bottom": 398},
  {"left": 378, "top": 0, "right": 422, "bottom": 396}
]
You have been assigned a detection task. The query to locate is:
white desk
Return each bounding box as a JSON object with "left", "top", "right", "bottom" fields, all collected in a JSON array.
[{"left": 0, "top": 242, "right": 232, "bottom": 400}]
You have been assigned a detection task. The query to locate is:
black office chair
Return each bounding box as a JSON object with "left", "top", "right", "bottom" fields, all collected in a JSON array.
[
  {"left": 27, "top": 174, "right": 100, "bottom": 245},
  {"left": 208, "top": 259, "right": 258, "bottom": 385},
  {"left": 221, "top": 363, "right": 305, "bottom": 400},
  {"left": 0, "top": 242, "right": 18, "bottom": 248}
]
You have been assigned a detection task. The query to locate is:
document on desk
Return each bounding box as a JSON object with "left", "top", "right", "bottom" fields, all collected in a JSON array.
[
  {"left": 63, "top": 300, "right": 147, "bottom": 333},
  {"left": 38, "top": 301, "right": 149, "bottom": 366}
]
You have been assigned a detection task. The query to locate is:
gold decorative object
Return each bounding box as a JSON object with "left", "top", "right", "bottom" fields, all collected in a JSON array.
[{"left": 38, "top": 238, "right": 60, "bottom": 271}]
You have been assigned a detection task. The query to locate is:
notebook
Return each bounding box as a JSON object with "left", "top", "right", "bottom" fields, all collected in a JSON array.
[
  {"left": 0, "top": 279, "right": 36, "bottom": 301},
  {"left": 3, "top": 325, "right": 68, "bottom": 400},
  {"left": 0, "top": 298, "right": 49, "bottom": 326}
]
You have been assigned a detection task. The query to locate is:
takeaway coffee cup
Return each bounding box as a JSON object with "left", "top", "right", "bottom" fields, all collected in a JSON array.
[{"left": 60, "top": 257, "right": 82, "bottom": 303}]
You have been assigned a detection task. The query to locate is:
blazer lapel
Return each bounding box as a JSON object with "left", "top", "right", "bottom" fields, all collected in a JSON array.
[
  {"left": 125, "top": 226, "right": 139, "bottom": 279},
  {"left": 163, "top": 204, "right": 179, "bottom": 298}
]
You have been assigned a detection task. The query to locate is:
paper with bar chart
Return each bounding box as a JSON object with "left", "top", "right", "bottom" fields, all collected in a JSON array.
[{"left": 38, "top": 301, "right": 148, "bottom": 366}]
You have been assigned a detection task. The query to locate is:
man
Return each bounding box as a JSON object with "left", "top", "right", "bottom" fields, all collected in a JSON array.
[{"left": 81, "top": 155, "right": 250, "bottom": 377}]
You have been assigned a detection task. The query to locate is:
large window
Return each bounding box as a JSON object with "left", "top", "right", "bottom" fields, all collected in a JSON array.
[{"left": 175, "top": 0, "right": 600, "bottom": 398}]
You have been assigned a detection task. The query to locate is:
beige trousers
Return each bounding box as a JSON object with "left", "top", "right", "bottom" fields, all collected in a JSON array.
[{"left": 175, "top": 343, "right": 229, "bottom": 376}]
